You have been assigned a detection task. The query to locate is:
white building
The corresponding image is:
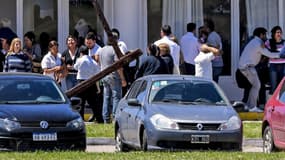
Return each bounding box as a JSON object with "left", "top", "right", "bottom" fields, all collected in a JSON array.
[{"left": 3, "top": 0, "right": 284, "bottom": 101}]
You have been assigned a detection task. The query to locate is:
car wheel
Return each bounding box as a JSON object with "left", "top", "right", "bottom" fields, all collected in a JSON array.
[
  {"left": 263, "top": 126, "right": 276, "bottom": 153},
  {"left": 141, "top": 129, "right": 148, "bottom": 151},
  {"left": 115, "top": 129, "right": 128, "bottom": 152}
]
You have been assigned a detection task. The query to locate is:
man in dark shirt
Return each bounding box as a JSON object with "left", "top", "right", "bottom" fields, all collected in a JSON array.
[{"left": 135, "top": 44, "right": 168, "bottom": 79}]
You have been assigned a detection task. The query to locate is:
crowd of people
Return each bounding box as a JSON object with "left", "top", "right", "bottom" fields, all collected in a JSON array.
[{"left": 1, "top": 19, "right": 284, "bottom": 122}]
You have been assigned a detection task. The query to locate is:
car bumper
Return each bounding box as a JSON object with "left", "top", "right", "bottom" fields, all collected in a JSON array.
[
  {"left": 0, "top": 130, "right": 86, "bottom": 151},
  {"left": 147, "top": 128, "right": 242, "bottom": 150}
]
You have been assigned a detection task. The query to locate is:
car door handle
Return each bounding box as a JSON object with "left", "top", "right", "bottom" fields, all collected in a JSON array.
[{"left": 271, "top": 106, "right": 275, "bottom": 112}]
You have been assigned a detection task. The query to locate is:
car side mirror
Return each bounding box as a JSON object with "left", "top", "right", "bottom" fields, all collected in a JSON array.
[
  {"left": 70, "top": 97, "right": 82, "bottom": 111},
  {"left": 127, "top": 98, "right": 141, "bottom": 107},
  {"left": 232, "top": 101, "right": 248, "bottom": 112}
]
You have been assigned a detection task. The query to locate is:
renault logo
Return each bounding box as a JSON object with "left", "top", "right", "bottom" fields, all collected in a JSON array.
[
  {"left": 40, "top": 121, "right": 49, "bottom": 129},
  {"left": 196, "top": 123, "right": 203, "bottom": 131}
]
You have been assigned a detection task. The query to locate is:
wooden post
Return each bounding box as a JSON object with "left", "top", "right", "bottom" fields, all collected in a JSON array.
[{"left": 93, "top": 0, "right": 123, "bottom": 58}]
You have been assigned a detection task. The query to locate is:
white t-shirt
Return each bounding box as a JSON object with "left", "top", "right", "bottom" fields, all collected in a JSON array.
[
  {"left": 74, "top": 55, "right": 100, "bottom": 80},
  {"left": 194, "top": 52, "right": 215, "bottom": 80},
  {"left": 41, "top": 52, "right": 62, "bottom": 79}
]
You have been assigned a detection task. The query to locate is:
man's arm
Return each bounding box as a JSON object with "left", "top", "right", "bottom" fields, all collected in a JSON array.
[{"left": 117, "top": 68, "right": 127, "bottom": 87}]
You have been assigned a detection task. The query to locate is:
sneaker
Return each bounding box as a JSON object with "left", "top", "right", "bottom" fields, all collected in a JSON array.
[{"left": 249, "top": 106, "right": 263, "bottom": 112}]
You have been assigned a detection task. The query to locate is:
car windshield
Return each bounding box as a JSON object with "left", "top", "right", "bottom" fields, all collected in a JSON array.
[
  {"left": 149, "top": 80, "right": 229, "bottom": 105},
  {"left": 0, "top": 79, "right": 66, "bottom": 104}
]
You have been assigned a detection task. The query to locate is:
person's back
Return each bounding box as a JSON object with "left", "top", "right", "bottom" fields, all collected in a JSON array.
[
  {"left": 180, "top": 23, "right": 200, "bottom": 75},
  {"left": 135, "top": 55, "right": 161, "bottom": 79},
  {"left": 97, "top": 45, "right": 119, "bottom": 78}
]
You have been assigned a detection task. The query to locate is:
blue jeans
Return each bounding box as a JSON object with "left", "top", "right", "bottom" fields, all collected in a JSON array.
[
  {"left": 269, "top": 63, "right": 285, "bottom": 94},
  {"left": 212, "top": 66, "right": 223, "bottom": 83},
  {"left": 102, "top": 76, "right": 122, "bottom": 122},
  {"left": 65, "top": 73, "right": 78, "bottom": 90}
]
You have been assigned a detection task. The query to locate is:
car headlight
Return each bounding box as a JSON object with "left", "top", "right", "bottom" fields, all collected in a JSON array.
[
  {"left": 150, "top": 114, "right": 179, "bottom": 130},
  {"left": 0, "top": 118, "right": 21, "bottom": 131},
  {"left": 218, "top": 116, "right": 241, "bottom": 131},
  {"left": 66, "top": 117, "right": 84, "bottom": 129}
]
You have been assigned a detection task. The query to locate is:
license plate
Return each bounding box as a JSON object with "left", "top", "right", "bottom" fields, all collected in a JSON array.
[
  {"left": 33, "top": 133, "right": 57, "bottom": 141},
  {"left": 191, "top": 135, "right": 210, "bottom": 144}
]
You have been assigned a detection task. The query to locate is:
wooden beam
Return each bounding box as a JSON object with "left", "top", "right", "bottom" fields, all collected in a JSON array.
[
  {"left": 92, "top": 0, "right": 124, "bottom": 58},
  {"left": 65, "top": 49, "right": 142, "bottom": 97}
]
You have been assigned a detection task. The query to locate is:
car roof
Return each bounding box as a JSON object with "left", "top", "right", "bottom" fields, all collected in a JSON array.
[
  {"left": 0, "top": 72, "right": 53, "bottom": 80},
  {"left": 136, "top": 74, "right": 214, "bottom": 83}
]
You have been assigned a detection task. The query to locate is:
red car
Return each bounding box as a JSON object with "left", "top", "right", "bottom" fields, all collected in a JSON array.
[{"left": 263, "top": 77, "right": 285, "bottom": 153}]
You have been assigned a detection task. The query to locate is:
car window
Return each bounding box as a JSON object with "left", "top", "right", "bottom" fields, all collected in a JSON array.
[
  {"left": 126, "top": 80, "right": 142, "bottom": 99},
  {"left": 149, "top": 80, "right": 226, "bottom": 105},
  {"left": 0, "top": 79, "right": 65, "bottom": 103},
  {"left": 136, "top": 81, "right": 147, "bottom": 103},
  {"left": 279, "top": 82, "right": 285, "bottom": 103}
]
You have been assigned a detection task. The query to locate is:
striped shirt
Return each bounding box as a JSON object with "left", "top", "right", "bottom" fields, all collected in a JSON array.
[
  {"left": 4, "top": 52, "right": 32, "bottom": 72},
  {"left": 265, "top": 39, "right": 285, "bottom": 64}
]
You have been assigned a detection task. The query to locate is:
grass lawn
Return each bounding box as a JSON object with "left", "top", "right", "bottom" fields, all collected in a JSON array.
[
  {"left": 86, "top": 121, "right": 262, "bottom": 139},
  {"left": 0, "top": 151, "right": 285, "bottom": 160}
]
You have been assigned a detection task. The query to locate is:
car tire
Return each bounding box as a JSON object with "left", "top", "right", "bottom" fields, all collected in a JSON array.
[
  {"left": 115, "top": 129, "right": 128, "bottom": 152},
  {"left": 141, "top": 129, "right": 148, "bottom": 151},
  {"left": 263, "top": 126, "right": 276, "bottom": 153}
]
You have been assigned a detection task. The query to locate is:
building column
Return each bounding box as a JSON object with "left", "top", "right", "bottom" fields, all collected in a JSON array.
[
  {"left": 58, "top": 0, "right": 69, "bottom": 52},
  {"left": 104, "top": 0, "right": 147, "bottom": 51}
]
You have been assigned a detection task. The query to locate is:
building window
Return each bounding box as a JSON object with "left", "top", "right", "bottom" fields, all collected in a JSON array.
[
  {"left": 69, "top": 0, "right": 104, "bottom": 47},
  {"left": 23, "top": 0, "right": 58, "bottom": 43},
  {"left": 0, "top": 0, "right": 16, "bottom": 31},
  {"left": 240, "top": 0, "right": 279, "bottom": 47},
  {"left": 147, "top": 0, "right": 162, "bottom": 44},
  {"left": 203, "top": 0, "right": 231, "bottom": 75}
]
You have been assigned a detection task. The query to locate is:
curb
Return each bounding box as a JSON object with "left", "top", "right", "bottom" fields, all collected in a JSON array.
[{"left": 87, "top": 137, "right": 115, "bottom": 145}]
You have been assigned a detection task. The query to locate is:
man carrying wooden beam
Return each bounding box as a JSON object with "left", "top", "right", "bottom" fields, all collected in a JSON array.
[{"left": 95, "top": 33, "right": 127, "bottom": 123}]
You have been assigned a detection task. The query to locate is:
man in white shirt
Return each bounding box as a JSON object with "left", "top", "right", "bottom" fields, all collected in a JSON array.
[
  {"left": 85, "top": 32, "right": 101, "bottom": 60},
  {"left": 239, "top": 27, "right": 281, "bottom": 112},
  {"left": 154, "top": 25, "right": 181, "bottom": 74},
  {"left": 194, "top": 44, "right": 220, "bottom": 80},
  {"left": 74, "top": 45, "right": 102, "bottom": 122},
  {"left": 180, "top": 23, "right": 200, "bottom": 75}
]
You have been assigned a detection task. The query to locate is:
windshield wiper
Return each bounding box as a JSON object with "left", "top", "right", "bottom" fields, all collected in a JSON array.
[
  {"left": 33, "top": 100, "right": 65, "bottom": 104},
  {"left": 0, "top": 100, "right": 65, "bottom": 104},
  {"left": 0, "top": 101, "right": 13, "bottom": 104}
]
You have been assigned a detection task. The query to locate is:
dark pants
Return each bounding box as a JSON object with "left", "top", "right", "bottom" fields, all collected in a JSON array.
[
  {"left": 77, "top": 80, "right": 103, "bottom": 123},
  {"left": 213, "top": 66, "right": 223, "bottom": 83},
  {"left": 123, "top": 66, "right": 137, "bottom": 96},
  {"left": 184, "top": 62, "right": 195, "bottom": 75}
]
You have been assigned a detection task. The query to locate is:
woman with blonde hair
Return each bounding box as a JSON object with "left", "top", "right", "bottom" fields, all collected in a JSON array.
[
  {"left": 158, "top": 43, "right": 174, "bottom": 74},
  {"left": 4, "top": 38, "right": 32, "bottom": 72}
]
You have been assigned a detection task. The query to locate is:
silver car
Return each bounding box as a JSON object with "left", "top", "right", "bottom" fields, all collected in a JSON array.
[{"left": 114, "top": 75, "right": 242, "bottom": 151}]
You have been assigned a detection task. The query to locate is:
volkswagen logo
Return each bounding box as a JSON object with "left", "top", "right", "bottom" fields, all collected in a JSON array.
[
  {"left": 40, "top": 121, "right": 49, "bottom": 129},
  {"left": 196, "top": 123, "right": 203, "bottom": 131}
]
